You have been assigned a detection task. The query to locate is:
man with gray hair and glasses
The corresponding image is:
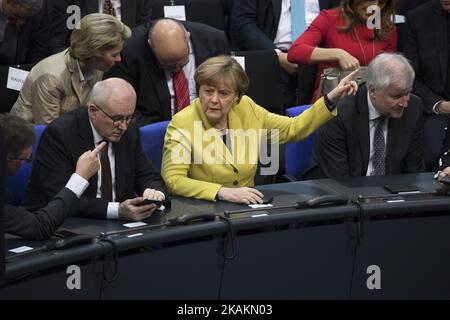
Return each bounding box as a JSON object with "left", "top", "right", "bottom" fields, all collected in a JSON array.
[
  {"left": 0, "top": 0, "right": 49, "bottom": 65},
  {"left": 304, "top": 52, "right": 426, "bottom": 179},
  {"left": 22, "top": 78, "right": 169, "bottom": 222}
]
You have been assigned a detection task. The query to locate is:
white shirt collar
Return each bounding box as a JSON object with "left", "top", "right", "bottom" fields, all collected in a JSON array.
[
  {"left": 76, "top": 60, "right": 94, "bottom": 84},
  {"left": 89, "top": 118, "right": 105, "bottom": 145},
  {"left": 367, "top": 90, "right": 382, "bottom": 121}
]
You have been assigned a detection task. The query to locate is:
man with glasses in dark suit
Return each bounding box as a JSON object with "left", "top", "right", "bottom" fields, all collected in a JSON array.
[
  {"left": 23, "top": 78, "right": 169, "bottom": 221},
  {"left": 0, "top": 113, "right": 105, "bottom": 239}
]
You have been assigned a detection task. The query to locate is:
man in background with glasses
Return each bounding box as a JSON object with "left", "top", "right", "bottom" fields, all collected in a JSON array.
[
  {"left": 22, "top": 78, "right": 168, "bottom": 222},
  {"left": 0, "top": 114, "right": 105, "bottom": 239}
]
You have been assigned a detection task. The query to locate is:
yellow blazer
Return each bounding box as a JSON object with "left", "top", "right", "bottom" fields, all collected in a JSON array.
[
  {"left": 10, "top": 49, "right": 103, "bottom": 125},
  {"left": 161, "top": 95, "right": 336, "bottom": 201}
]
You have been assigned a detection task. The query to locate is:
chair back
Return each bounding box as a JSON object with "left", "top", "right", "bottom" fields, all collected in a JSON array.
[
  {"left": 139, "top": 121, "right": 170, "bottom": 172},
  {"left": 150, "top": 0, "right": 226, "bottom": 31},
  {"left": 233, "top": 50, "right": 283, "bottom": 114},
  {"left": 284, "top": 105, "right": 315, "bottom": 177}
]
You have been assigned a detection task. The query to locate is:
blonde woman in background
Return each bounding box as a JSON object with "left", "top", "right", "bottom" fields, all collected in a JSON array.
[{"left": 10, "top": 13, "right": 131, "bottom": 124}]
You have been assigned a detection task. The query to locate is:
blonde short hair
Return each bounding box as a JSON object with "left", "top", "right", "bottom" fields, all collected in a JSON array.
[
  {"left": 70, "top": 13, "right": 131, "bottom": 61},
  {"left": 194, "top": 55, "right": 249, "bottom": 102}
]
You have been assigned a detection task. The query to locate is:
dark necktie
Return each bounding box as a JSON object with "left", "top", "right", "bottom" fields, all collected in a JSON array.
[
  {"left": 99, "top": 141, "right": 113, "bottom": 201},
  {"left": 0, "top": 22, "right": 18, "bottom": 65},
  {"left": 372, "top": 116, "right": 386, "bottom": 176},
  {"left": 103, "top": 0, "right": 117, "bottom": 17},
  {"left": 172, "top": 68, "right": 190, "bottom": 112}
]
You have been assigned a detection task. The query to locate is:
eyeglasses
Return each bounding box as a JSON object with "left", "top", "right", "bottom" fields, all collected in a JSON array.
[
  {"left": 7, "top": 153, "right": 33, "bottom": 163},
  {"left": 93, "top": 104, "right": 135, "bottom": 127}
]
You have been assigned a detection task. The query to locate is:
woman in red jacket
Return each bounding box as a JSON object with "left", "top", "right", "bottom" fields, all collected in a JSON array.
[{"left": 288, "top": 0, "right": 397, "bottom": 102}]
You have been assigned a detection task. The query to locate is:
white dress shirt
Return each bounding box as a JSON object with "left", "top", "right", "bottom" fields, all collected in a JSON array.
[
  {"left": 90, "top": 120, "right": 119, "bottom": 219},
  {"left": 366, "top": 91, "right": 389, "bottom": 176}
]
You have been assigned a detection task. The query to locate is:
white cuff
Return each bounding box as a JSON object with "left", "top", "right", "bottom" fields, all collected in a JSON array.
[
  {"left": 432, "top": 101, "right": 444, "bottom": 115},
  {"left": 107, "top": 202, "right": 120, "bottom": 219},
  {"left": 155, "top": 190, "right": 166, "bottom": 200},
  {"left": 65, "top": 173, "right": 89, "bottom": 198}
]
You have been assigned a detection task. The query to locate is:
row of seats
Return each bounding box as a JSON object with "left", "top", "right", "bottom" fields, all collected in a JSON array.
[{"left": 7, "top": 105, "right": 313, "bottom": 205}]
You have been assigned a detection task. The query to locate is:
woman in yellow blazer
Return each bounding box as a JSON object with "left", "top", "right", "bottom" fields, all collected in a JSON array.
[{"left": 162, "top": 56, "right": 358, "bottom": 204}]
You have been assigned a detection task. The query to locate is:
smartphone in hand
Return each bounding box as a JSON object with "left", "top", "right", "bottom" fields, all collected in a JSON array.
[{"left": 138, "top": 199, "right": 163, "bottom": 207}]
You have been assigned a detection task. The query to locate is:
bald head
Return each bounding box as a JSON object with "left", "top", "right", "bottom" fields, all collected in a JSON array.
[
  {"left": 88, "top": 78, "right": 137, "bottom": 142},
  {"left": 88, "top": 78, "right": 136, "bottom": 111},
  {"left": 148, "top": 19, "right": 190, "bottom": 71}
]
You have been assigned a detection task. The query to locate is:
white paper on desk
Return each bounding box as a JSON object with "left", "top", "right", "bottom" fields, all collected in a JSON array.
[
  {"left": 233, "top": 56, "right": 246, "bottom": 71},
  {"left": 164, "top": 5, "right": 186, "bottom": 20},
  {"left": 123, "top": 221, "right": 147, "bottom": 228},
  {"left": 248, "top": 203, "right": 273, "bottom": 209},
  {"left": 7, "top": 67, "right": 29, "bottom": 91},
  {"left": 9, "top": 246, "right": 33, "bottom": 253}
]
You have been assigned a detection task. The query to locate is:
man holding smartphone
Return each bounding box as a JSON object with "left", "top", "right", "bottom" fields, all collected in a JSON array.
[{"left": 22, "top": 78, "right": 168, "bottom": 222}]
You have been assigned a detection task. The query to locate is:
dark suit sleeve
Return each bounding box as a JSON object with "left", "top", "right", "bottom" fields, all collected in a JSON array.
[
  {"left": 31, "top": 124, "right": 109, "bottom": 219},
  {"left": 134, "top": 128, "right": 169, "bottom": 198},
  {"left": 230, "top": 0, "right": 277, "bottom": 50},
  {"left": 310, "top": 116, "right": 352, "bottom": 178},
  {"left": 4, "top": 188, "right": 77, "bottom": 240},
  {"left": 404, "top": 13, "right": 444, "bottom": 113}
]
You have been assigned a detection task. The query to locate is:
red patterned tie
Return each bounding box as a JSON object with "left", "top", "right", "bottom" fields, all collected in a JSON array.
[{"left": 172, "top": 69, "right": 190, "bottom": 112}]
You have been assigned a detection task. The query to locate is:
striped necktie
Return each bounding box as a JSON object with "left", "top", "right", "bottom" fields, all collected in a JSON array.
[
  {"left": 172, "top": 68, "right": 190, "bottom": 112},
  {"left": 372, "top": 116, "right": 386, "bottom": 176}
]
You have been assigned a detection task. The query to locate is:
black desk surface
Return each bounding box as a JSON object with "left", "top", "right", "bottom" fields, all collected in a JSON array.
[{"left": 4, "top": 172, "right": 450, "bottom": 281}]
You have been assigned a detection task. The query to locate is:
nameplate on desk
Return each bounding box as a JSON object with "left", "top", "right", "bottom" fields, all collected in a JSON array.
[
  {"left": 123, "top": 222, "right": 147, "bottom": 228},
  {"left": 9, "top": 246, "right": 33, "bottom": 253},
  {"left": 386, "top": 199, "right": 405, "bottom": 203},
  {"left": 127, "top": 233, "right": 144, "bottom": 238},
  {"left": 233, "top": 56, "right": 246, "bottom": 71},
  {"left": 7, "top": 67, "right": 29, "bottom": 91},
  {"left": 164, "top": 5, "right": 186, "bottom": 20}
]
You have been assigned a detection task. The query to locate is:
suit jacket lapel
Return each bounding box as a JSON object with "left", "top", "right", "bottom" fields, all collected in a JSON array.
[
  {"left": 356, "top": 88, "right": 370, "bottom": 174},
  {"left": 433, "top": 3, "right": 447, "bottom": 82},
  {"left": 386, "top": 118, "right": 403, "bottom": 174},
  {"left": 65, "top": 52, "right": 84, "bottom": 105},
  {"left": 272, "top": 0, "right": 282, "bottom": 30},
  {"left": 113, "top": 137, "right": 126, "bottom": 201},
  {"left": 76, "top": 108, "right": 98, "bottom": 196},
  {"left": 185, "top": 22, "right": 209, "bottom": 66}
]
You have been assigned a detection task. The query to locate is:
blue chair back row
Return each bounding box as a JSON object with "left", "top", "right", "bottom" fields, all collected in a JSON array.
[
  {"left": 7, "top": 121, "right": 171, "bottom": 205},
  {"left": 284, "top": 105, "right": 315, "bottom": 178},
  {"left": 7, "top": 109, "right": 315, "bottom": 204}
]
